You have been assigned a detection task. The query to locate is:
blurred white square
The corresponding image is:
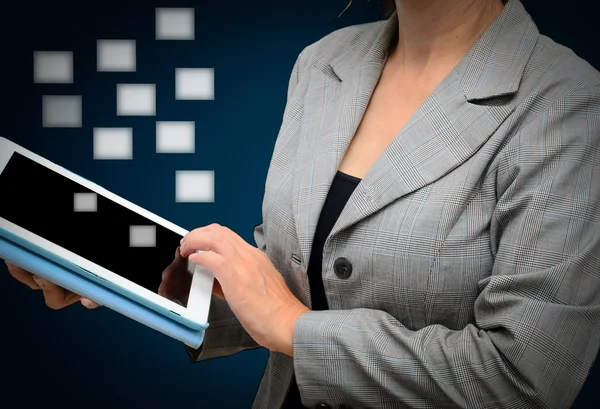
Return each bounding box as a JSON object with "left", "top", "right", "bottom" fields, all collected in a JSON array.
[
  {"left": 42, "top": 95, "right": 82, "bottom": 128},
  {"left": 34, "top": 51, "right": 73, "bottom": 83},
  {"left": 176, "top": 171, "right": 214, "bottom": 203},
  {"left": 74, "top": 193, "right": 97, "bottom": 212},
  {"left": 117, "top": 84, "right": 156, "bottom": 116},
  {"left": 176, "top": 68, "right": 214, "bottom": 100},
  {"left": 93, "top": 128, "right": 133, "bottom": 160},
  {"left": 156, "top": 8, "right": 194, "bottom": 40},
  {"left": 129, "top": 225, "right": 156, "bottom": 247},
  {"left": 156, "top": 121, "right": 195, "bottom": 153},
  {"left": 97, "top": 40, "right": 136, "bottom": 72}
]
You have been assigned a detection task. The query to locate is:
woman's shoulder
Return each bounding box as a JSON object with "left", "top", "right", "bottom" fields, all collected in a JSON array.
[
  {"left": 525, "top": 34, "right": 600, "bottom": 96},
  {"left": 499, "top": 34, "right": 600, "bottom": 165},
  {"left": 294, "top": 18, "right": 389, "bottom": 77}
]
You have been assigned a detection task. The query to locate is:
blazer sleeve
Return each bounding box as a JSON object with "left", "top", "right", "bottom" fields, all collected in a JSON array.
[
  {"left": 292, "top": 86, "right": 600, "bottom": 408},
  {"left": 186, "top": 54, "right": 303, "bottom": 362}
]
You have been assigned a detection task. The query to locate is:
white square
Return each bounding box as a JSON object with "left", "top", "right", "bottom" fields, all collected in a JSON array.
[
  {"left": 176, "top": 68, "right": 214, "bottom": 100},
  {"left": 176, "top": 171, "right": 214, "bottom": 203},
  {"left": 93, "top": 128, "right": 133, "bottom": 160},
  {"left": 129, "top": 225, "right": 156, "bottom": 248},
  {"left": 156, "top": 8, "right": 194, "bottom": 40},
  {"left": 74, "top": 193, "right": 98, "bottom": 212},
  {"left": 156, "top": 121, "right": 195, "bottom": 153},
  {"left": 97, "top": 40, "right": 136, "bottom": 72},
  {"left": 117, "top": 84, "right": 156, "bottom": 116},
  {"left": 34, "top": 51, "right": 73, "bottom": 83},
  {"left": 42, "top": 95, "right": 82, "bottom": 128}
]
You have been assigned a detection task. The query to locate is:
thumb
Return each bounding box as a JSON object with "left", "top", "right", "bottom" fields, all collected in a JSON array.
[
  {"left": 189, "top": 251, "right": 231, "bottom": 284},
  {"left": 212, "top": 279, "right": 225, "bottom": 300},
  {"left": 81, "top": 298, "right": 101, "bottom": 309}
]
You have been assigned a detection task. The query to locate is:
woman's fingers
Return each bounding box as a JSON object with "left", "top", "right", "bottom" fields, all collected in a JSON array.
[
  {"left": 80, "top": 298, "right": 101, "bottom": 309},
  {"left": 5, "top": 261, "right": 101, "bottom": 310},
  {"left": 6, "top": 262, "right": 40, "bottom": 290},
  {"left": 33, "top": 276, "right": 80, "bottom": 310},
  {"left": 189, "top": 250, "right": 231, "bottom": 281},
  {"left": 180, "top": 224, "right": 234, "bottom": 258}
]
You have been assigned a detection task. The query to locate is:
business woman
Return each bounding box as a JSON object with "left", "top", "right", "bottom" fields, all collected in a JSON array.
[{"left": 5, "top": 0, "right": 600, "bottom": 407}]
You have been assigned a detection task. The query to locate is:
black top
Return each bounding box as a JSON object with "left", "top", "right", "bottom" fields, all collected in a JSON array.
[{"left": 282, "top": 170, "right": 361, "bottom": 409}]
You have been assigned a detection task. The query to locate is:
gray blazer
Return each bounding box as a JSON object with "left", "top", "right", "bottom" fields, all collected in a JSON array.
[{"left": 190, "top": 0, "right": 600, "bottom": 407}]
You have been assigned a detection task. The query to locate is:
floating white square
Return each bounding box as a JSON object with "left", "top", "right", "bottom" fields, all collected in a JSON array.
[
  {"left": 156, "top": 8, "right": 195, "bottom": 40},
  {"left": 176, "top": 68, "right": 214, "bottom": 100},
  {"left": 129, "top": 225, "right": 157, "bottom": 247},
  {"left": 74, "top": 193, "right": 98, "bottom": 212},
  {"left": 97, "top": 40, "right": 136, "bottom": 72},
  {"left": 42, "top": 95, "right": 82, "bottom": 128},
  {"left": 176, "top": 171, "right": 214, "bottom": 203},
  {"left": 93, "top": 128, "right": 133, "bottom": 160},
  {"left": 34, "top": 51, "right": 73, "bottom": 83},
  {"left": 117, "top": 84, "right": 156, "bottom": 116},
  {"left": 156, "top": 121, "right": 195, "bottom": 153}
]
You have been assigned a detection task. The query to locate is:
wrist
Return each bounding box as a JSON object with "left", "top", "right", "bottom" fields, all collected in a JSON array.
[{"left": 273, "top": 303, "right": 309, "bottom": 356}]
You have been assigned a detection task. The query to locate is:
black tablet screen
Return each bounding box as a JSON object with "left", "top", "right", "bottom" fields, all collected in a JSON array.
[{"left": 0, "top": 152, "right": 191, "bottom": 306}]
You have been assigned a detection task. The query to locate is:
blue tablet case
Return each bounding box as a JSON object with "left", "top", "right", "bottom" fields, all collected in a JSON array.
[{"left": 0, "top": 234, "right": 208, "bottom": 349}]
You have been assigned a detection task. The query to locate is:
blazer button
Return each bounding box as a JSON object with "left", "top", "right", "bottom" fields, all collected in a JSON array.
[
  {"left": 314, "top": 404, "right": 331, "bottom": 409},
  {"left": 333, "top": 257, "right": 353, "bottom": 279}
]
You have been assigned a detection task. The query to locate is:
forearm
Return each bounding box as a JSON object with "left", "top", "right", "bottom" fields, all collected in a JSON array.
[{"left": 293, "top": 278, "right": 598, "bottom": 409}]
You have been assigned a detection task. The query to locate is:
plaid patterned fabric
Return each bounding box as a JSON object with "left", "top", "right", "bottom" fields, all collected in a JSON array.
[{"left": 193, "top": 0, "right": 600, "bottom": 407}]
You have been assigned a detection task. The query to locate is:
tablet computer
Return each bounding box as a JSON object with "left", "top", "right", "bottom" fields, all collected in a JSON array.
[{"left": 0, "top": 137, "right": 212, "bottom": 329}]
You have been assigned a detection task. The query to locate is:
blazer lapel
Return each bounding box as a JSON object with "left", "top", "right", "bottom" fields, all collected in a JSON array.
[
  {"left": 327, "top": 76, "right": 517, "bottom": 244},
  {"left": 292, "top": 16, "right": 397, "bottom": 266}
]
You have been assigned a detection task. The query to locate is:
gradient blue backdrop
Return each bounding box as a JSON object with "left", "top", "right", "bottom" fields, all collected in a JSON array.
[{"left": 0, "top": 1, "right": 598, "bottom": 407}]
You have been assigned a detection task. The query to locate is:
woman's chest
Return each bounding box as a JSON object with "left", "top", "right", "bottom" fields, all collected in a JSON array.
[
  {"left": 260, "top": 68, "right": 512, "bottom": 331},
  {"left": 338, "top": 78, "right": 436, "bottom": 180},
  {"left": 262, "top": 151, "right": 499, "bottom": 331}
]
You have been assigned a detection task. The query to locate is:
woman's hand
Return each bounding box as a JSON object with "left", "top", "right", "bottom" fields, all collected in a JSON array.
[
  {"left": 179, "top": 223, "right": 310, "bottom": 356},
  {"left": 4, "top": 248, "right": 190, "bottom": 311},
  {"left": 4, "top": 261, "right": 100, "bottom": 309}
]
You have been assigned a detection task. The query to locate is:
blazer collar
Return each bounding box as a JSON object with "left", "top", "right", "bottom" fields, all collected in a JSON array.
[
  {"left": 456, "top": 0, "right": 539, "bottom": 101},
  {"left": 327, "top": 0, "right": 539, "bottom": 102}
]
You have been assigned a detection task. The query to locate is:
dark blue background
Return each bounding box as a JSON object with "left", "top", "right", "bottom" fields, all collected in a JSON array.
[{"left": 0, "top": 1, "right": 598, "bottom": 407}]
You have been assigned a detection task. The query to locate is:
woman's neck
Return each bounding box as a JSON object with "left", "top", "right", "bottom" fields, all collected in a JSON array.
[{"left": 390, "top": 0, "right": 505, "bottom": 74}]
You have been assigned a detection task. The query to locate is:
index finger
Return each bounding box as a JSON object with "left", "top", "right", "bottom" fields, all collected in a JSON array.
[
  {"left": 6, "top": 262, "right": 41, "bottom": 290},
  {"left": 180, "top": 224, "right": 234, "bottom": 258}
]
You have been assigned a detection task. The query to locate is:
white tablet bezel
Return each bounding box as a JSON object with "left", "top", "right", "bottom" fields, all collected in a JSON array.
[{"left": 0, "top": 137, "right": 212, "bottom": 326}]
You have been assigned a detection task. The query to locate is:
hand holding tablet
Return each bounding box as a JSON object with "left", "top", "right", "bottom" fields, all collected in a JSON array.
[
  {"left": 5, "top": 260, "right": 100, "bottom": 309},
  {"left": 0, "top": 136, "right": 311, "bottom": 355},
  {"left": 5, "top": 245, "right": 192, "bottom": 311},
  {"left": 0, "top": 136, "right": 213, "bottom": 343}
]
